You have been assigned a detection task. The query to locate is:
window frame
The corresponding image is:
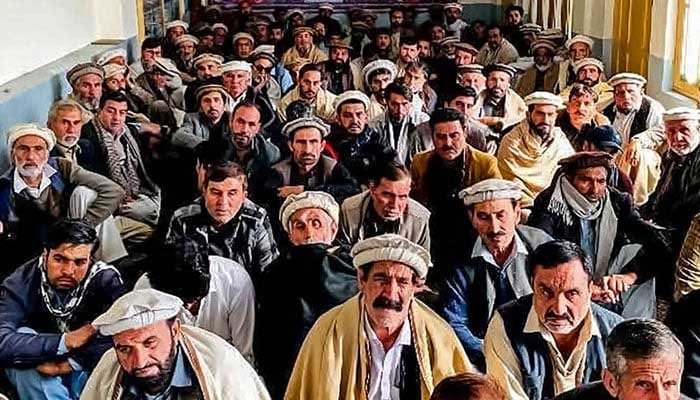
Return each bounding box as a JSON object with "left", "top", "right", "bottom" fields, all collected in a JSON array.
[{"left": 674, "top": 0, "right": 700, "bottom": 100}]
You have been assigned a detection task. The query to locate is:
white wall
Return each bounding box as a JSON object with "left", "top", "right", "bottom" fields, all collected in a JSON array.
[{"left": 0, "top": 0, "right": 137, "bottom": 86}]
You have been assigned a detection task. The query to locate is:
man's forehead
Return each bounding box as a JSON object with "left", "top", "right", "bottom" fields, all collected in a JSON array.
[
  {"left": 291, "top": 207, "right": 330, "bottom": 221},
  {"left": 78, "top": 74, "right": 102, "bottom": 84},
  {"left": 15, "top": 135, "right": 48, "bottom": 147},
  {"left": 114, "top": 321, "right": 170, "bottom": 344},
  {"left": 434, "top": 120, "right": 463, "bottom": 133},
  {"left": 534, "top": 261, "right": 588, "bottom": 287},
  {"left": 369, "top": 261, "right": 414, "bottom": 277}
]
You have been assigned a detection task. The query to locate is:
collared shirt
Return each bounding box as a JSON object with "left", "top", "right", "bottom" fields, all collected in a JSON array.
[
  {"left": 471, "top": 234, "right": 528, "bottom": 308},
  {"left": 124, "top": 345, "right": 198, "bottom": 400},
  {"left": 364, "top": 312, "right": 413, "bottom": 400},
  {"left": 13, "top": 163, "right": 57, "bottom": 199},
  {"left": 484, "top": 305, "right": 601, "bottom": 400},
  {"left": 471, "top": 233, "right": 528, "bottom": 271}
]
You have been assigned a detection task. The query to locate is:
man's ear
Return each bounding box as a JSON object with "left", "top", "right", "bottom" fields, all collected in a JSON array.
[
  {"left": 601, "top": 368, "right": 620, "bottom": 397},
  {"left": 171, "top": 318, "right": 182, "bottom": 341}
]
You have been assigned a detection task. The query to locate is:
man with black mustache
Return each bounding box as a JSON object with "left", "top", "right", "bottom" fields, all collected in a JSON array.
[
  {"left": 440, "top": 179, "right": 552, "bottom": 370},
  {"left": 410, "top": 108, "right": 501, "bottom": 277},
  {"left": 254, "top": 116, "right": 358, "bottom": 237},
  {"left": 484, "top": 240, "right": 623, "bottom": 400},
  {"left": 172, "top": 84, "right": 230, "bottom": 149},
  {"left": 258, "top": 191, "right": 358, "bottom": 399},
  {"left": 320, "top": 38, "right": 365, "bottom": 95},
  {"left": 326, "top": 90, "right": 393, "bottom": 185},
  {"left": 559, "top": 58, "right": 613, "bottom": 111},
  {"left": 474, "top": 64, "right": 527, "bottom": 136},
  {"left": 286, "top": 234, "right": 472, "bottom": 399},
  {"left": 497, "top": 92, "right": 575, "bottom": 206},
  {"left": 0, "top": 220, "right": 125, "bottom": 400},
  {"left": 528, "top": 152, "right": 668, "bottom": 318}
]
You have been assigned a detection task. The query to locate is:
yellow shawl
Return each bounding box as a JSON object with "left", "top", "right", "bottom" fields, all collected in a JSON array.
[
  {"left": 277, "top": 86, "right": 338, "bottom": 124},
  {"left": 281, "top": 45, "right": 328, "bottom": 68},
  {"left": 497, "top": 119, "right": 575, "bottom": 206},
  {"left": 475, "top": 89, "right": 527, "bottom": 132},
  {"left": 284, "top": 294, "right": 472, "bottom": 400}
]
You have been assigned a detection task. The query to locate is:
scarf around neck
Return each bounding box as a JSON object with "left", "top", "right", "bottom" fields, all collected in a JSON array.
[
  {"left": 39, "top": 256, "right": 121, "bottom": 332},
  {"left": 547, "top": 175, "right": 617, "bottom": 277}
]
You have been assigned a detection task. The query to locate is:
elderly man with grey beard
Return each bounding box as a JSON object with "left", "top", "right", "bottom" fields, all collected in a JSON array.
[
  {"left": 0, "top": 124, "right": 126, "bottom": 277},
  {"left": 257, "top": 191, "right": 358, "bottom": 399},
  {"left": 555, "top": 318, "right": 690, "bottom": 400},
  {"left": 66, "top": 62, "right": 104, "bottom": 120}
]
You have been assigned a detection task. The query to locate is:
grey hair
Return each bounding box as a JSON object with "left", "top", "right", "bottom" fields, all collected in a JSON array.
[
  {"left": 47, "top": 99, "right": 85, "bottom": 125},
  {"left": 606, "top": 319, "right": 684, "bottom": 379}
]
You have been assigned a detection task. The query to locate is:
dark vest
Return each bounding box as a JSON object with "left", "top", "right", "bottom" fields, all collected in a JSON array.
[
  {"left": 272, "top": 155, "right": 337, "bottom": 186},
  {"left": 498, "top": 294, "right": 622, "bottom": 400},
  {"left": 602, "top": 97, "right": 652, "bottom": 139}
]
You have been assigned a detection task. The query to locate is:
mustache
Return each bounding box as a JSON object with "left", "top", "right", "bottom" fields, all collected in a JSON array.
[
  {"left": 486, "top": 231, "right": 506, "bottom": 240},
  {"left": 372, "top": 296, "right": 403, "bottom": 312},
  {"left": 545, "top": 310, "right": 573, "bottom": 323},
  {"left": 440, "top": 145, "right": 456, "bottom": 152}
]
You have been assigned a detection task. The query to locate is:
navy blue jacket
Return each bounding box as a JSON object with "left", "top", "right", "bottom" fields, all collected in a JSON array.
[{"left": 0, "top": 258, "right": 125, "bottom": 370}]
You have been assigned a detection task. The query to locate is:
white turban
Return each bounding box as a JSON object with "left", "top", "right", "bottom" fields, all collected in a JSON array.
[
  {"left": 279, "top": 191, "right": 340, "bottom": 233},
  {"left": 351, "top": 234, "right": 432, "bottom": 279},
  {"left": 92, "top": 289, "right": 183, "bottom": 336}
]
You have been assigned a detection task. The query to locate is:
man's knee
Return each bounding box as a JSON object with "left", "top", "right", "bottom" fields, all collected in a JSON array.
[{"left": 68, "top": 186, "right": 98, "bottom": 219}]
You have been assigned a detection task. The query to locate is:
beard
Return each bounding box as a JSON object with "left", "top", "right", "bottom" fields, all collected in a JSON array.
[
  {"left": 16, "top": 161, "right": 43, "bottom": 178},
  {"left": 129, "top": 340, "right": 178, "bottom": 395},
  {"left": 529, "top": 119, "right": 553, "bottom": 138}
]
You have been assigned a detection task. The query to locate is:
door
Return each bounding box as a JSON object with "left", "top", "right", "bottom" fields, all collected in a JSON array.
[{"left": 611, "top": 0, "right": 652, "bottom": 75}]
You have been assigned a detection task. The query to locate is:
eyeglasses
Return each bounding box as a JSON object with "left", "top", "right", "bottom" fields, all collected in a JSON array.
[{"left": 254, "top": 64, "right": 274, "bottom": 73}]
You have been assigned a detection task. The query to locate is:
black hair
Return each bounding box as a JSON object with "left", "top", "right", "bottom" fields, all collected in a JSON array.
[
  {"left": 298, "top": 63, "right": 323, "bottom": 79},
  {"left": 45, "top": 219, "right": 98, "bottom": 251},
  {"left": 505, "top": 5, "right": 525, "bottom": 16},
  {"left": 486, "top": 24, "right": 502, "bottom": 34},
  {"left": 194, "top": 139, "right": 236, "bottom": 167},
  {"left": 203, "top": 162, "right": 248, "bottom": 190},
  {"left": 148, "top": 242, "right": 211, "bottom": 304},
  {"left": 368, "top": 160, "right": 410, "bottom": 186},
  {"left": 99, "top": 90, "right": 129, "bottom": 109},
  {"left": 384, "top": 81, "right": 413, "bottom": 102},
  {"left": 429, "top": 107, "right": 465, "bottom": 130},
  {"left": 285, "top": 100, "right": 314, "bottom": 121},
  {"left": 445, "top": 86, "right": 478, "bottom": 103},
  {"left": 232, "top": 99, "right": 260, "bottom": 118},
  {"left": 526, "top": 240, "right": 593, "bottom": 281},
  {"left": 141, "top": 37, "right": 162, "bottom": 51},
  {"left": 372, "top": 27, "right": 392, "bottom": 38},
  {"left": 400, "top": 36, "right": 418, "bottom": 47}
]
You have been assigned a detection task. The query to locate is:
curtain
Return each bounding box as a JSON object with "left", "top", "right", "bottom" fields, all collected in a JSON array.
[{"left": 518, "top": 0, "right": 572, "bottom": 33}]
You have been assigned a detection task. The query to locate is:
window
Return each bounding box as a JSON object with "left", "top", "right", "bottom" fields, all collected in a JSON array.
[{"left": 674, "top": 0, "right": 700, "bottom": 99}]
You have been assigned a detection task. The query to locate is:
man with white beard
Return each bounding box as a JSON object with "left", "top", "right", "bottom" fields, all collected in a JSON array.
[
  {"left": 0, "top": 123, "right": 126, "bottom": 275},
  {"left": 65, "top": 63, "right": 104, "bottom": 120}
]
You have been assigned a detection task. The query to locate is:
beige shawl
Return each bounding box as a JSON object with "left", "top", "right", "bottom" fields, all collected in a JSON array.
[
  {"left": 497, "top": 119, "right": 575, "bottom": 205},
  {"left": 80, "top": 325, "right": 270, "bottom": 400},
  {"left": 285, "top": 294, "right": 472, "bottom": 400}
]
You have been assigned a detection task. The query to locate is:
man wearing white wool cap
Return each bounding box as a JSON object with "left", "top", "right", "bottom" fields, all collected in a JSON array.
[
  {"left": 257, "top": 191, "right": 358, "bottom": 398},
  {"left": 440, "top": 178, "right": 552, "bottom": 370},
  {"left": 643, "top": 107, "right": 700, "bottom": 257},
  {"left": 555, "top": 35, "right": 594, "bottom": 93},
  {"left": 286, "top": 233, "right": 472, "bottom": 400},
  {"left": 559, "top": 58, "right": 613, "bottom": 110},
  {"left": 81, "top": 289, "right": 270, "bottom": 400},
  {"left": 497, "top": 92, "right": 575, "bottom": 206},
  {"left": 254, "top": 117, "right": 358, "bottom": 217},
  {"left": 0, "top": 123, "right": 126, "bottom": 270},
  {"left": 601, "top": 72, "right": 665, "bottom": 204}
]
